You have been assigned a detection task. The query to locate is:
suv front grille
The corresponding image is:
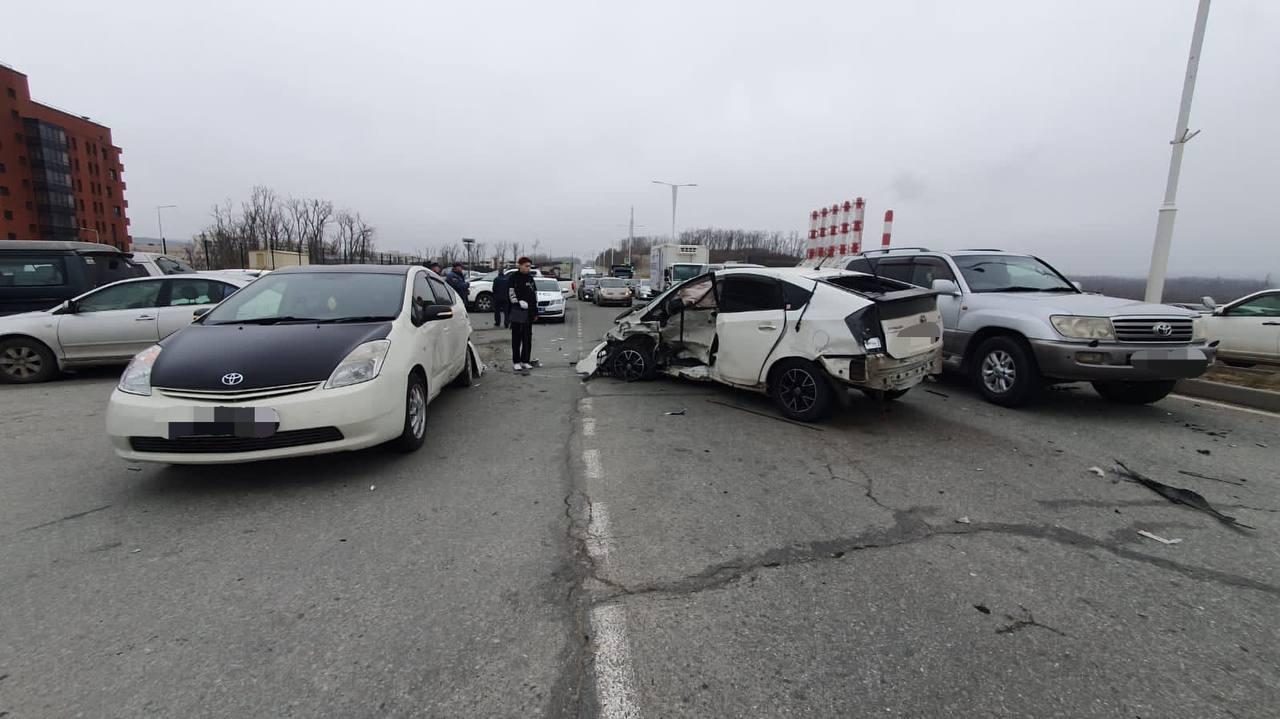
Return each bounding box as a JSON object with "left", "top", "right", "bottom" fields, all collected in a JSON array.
[
  {"left": 129, "top": 427, "right": 344, "bottom": 454},
  {"left": 1112, "top": 317, "right": 1194, "bottom": 343}
]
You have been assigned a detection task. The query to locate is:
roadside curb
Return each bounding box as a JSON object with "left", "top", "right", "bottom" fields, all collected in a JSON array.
[{"left": 1174, "top": 378, "right": 1280, "bottom": 413}]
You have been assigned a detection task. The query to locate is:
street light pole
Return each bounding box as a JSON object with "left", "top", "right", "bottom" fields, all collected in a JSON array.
[
  {"left": 1144, "top": 0, "right": 1211, "bottom": 303},
  {"left": 156, "top": 205, "right": 177, "bottom": 255},
  {"left": 652, "top": 180, "right": 697, "bottom": 244},
  {"left": 462, "top": 237, "right": 476, "bottom": 270}
]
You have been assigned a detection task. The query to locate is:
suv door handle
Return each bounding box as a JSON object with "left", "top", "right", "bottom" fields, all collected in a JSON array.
[{"left": 134, "top": 315, "right": 156, "bottom": 321}]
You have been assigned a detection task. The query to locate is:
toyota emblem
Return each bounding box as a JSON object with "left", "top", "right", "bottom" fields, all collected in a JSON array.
[
  {"left": 1152, "top": 322, "right": 1174, "bottom": 337},
  {"left": 221, "top": 372, "right": 245, "bottom": 386}
]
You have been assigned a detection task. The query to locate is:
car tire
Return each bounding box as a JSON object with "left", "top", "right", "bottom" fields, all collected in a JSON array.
[
  {"left": 770, "top": 358, "right": 834, "bottom": 422},
  {"left": 860, "top": 387, "right": 910, "bottom": 401},
  {"left": 971, "top": 336, "right": 1041, "bottom": 407},
  {"left": 610, "top": 338, "right": 657, "bottom": 381},
  {"left": 1092, "top": 380, "right": 1177, "bottom": 405},
  {"left": 450, "top": 349, "right": 476, "bottom": 389},
  {"left": 474, "top": 292, "right": 493, "bottom": 313},
  {"left": 0, "top": 337, "right": 58, "bottom": 384},
  {"left": 390, "top": 373, "right": 428, "bottom": 452}
]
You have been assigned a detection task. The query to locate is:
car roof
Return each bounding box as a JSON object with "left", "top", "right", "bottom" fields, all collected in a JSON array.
[
  {"left": 714, "top": 266, "right": 858, "bottom": 282},
  {"left": 0, "top": 240, "right": 128, "bottom": 254},
  {"left": 271, "top": 264, "right": 411, "bottom": 275}
]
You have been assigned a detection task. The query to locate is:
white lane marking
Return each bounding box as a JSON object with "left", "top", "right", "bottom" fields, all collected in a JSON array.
[
  {"left": 583, "top": 417, "right": 596, "bottom": 437},
  {"left": 580, "top": 397, "right": 594, "bottom": 414},
  {"left": 586, "top": 500, "right": 612, "bottom": 568},
  {"left": 583, "top": 448, "right": 603, "bottom": 480},
  {"left": 1168, "top": 394, "right": 1280, "bottom": 419},
  {"left": 591, "top": 604, "right": 641, "bottom": 719}
]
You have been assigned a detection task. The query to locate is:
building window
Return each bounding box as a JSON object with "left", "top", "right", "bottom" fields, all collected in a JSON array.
[
  {"left": 8, "top": 109, "right": 16, "bottom": 120},
  {"left": 106, "top": 186, "right": 113, "bottom": 198},
  {"left": 6, "top": 233, "right": 15, "bottom": 240},
  {"left": 21, "top": 179, "right": 29, "bottom": 188},
  {"left": 102, "top": 147, "right": 108, "bottom": 160},
  {"left": 0, "top": 162, "right": 5, "bottom": 173},
  {"left": 0, "top": 186, "right": 8, "bottom": 196},
  {"left": 6, "top": 87, "right": 15, "bottom": 98},
  {"left": 78, "top": 199, "right": 84, "bottom": 210},
  {"left": 3, "top": 210, "right": 11, "bottom": 220},
  {"left": 111, "top": 224, "right": 117, "bottom": 239},
  {"left": 108, "top": 168, "right": 117, "bottom": 180}
]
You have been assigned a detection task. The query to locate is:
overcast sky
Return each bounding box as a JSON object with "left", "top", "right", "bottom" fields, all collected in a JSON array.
[{"left": 5, "top": 0, "right": 1278, "bottom": 278}]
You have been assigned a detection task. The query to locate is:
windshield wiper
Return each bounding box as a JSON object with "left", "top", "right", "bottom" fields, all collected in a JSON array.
[
  {"left": 983, "top": 286, "right": 1066, "bottom": 293},
  {"left": 210, "top": 316, "right": 320, "bottom": 325},
  {"left": 313, "top": 316, "right": 397, "bottom": 324}
]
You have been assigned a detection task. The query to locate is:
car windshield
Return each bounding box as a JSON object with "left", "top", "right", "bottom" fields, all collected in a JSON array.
[
  {"left": 536, "top": 278, "right": 560, "bottom": 292},
  {"left": 671, "top": 264, "right": 703, "bottom": 282},
  {"left": 202, "top": 272, "right": 405, "bottom": 324},
  {"left": 599, "top": 279, "right": 627, "bottom": 288},
  {"left": 953, "top": 255, "right": 1076, "bottom": 293}
]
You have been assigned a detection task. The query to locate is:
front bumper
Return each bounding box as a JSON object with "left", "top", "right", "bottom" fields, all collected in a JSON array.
[
  {"left": 538, "top": 306, "right": 566, "bottom": 320},
  {"left": 105, "top": 377, "right": 406, "bottom": 464},
  {"left": 1028, "top": 339, "right": 1216, "bottom": 381},
  {"left": 820, "top": 348, "right": 943, "bottom": 392}
]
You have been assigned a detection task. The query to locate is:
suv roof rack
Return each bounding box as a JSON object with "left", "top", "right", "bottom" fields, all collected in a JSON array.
[
  {"left": 855, "top": 247, "right": 932, "bottom": 257},
  {"left": 958, "top": 248, "right": 1006, "bottom": 252}
]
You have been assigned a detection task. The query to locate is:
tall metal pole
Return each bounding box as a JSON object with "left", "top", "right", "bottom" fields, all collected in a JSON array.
[
  {"left": 1144, "top": 0, "right": 1211, "bottom": 303},
  {"left": 156, "top": 204, "right": 177, "bottom": 255},
  {"left": 628, "top": 205, "right": 634, "bottom": 266},
  {"left": 652, "top": 180, "right": 697, "bottom": 244}
]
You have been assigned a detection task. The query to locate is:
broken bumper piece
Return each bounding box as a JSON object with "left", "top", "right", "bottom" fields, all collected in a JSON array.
[{"left": 820, "top": 350, "right": 941, "bottom": 392}]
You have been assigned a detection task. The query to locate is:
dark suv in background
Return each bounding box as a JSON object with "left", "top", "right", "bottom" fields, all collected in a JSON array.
[{"left": 0, "top": 241, "right": 147, "bottom": 316}]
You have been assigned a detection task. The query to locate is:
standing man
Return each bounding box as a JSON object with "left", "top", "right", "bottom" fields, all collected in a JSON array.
[
  {"left": 493, "top": 268, "right": 511, "bottom": 328},
  {"left": 445, "top": 262, "right": 470, "bottom": 299},
  {"left": 508, "top": 257, "right": 538, "bottom": 372}
]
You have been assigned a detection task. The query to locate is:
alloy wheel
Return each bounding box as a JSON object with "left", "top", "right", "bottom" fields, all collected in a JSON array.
[
  {"left": 408, "top": 383, "right": 427, "bottom": 438},
  {"left": 613, "top": 348, "right": 647, "bottom": 382},
  {"left": 981, "top": 350, "right": 1016, "bottom": 394},
  {"left": 1, "top": 346, "right": 43, "bottom": 381},
  {"left": 778, "top": 368, "right": 818, "bottom": 413}
]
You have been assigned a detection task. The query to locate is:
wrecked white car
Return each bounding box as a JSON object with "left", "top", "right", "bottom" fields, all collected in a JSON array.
[{"left": 577, "top": 267, "right": 944, "bottom": 421}]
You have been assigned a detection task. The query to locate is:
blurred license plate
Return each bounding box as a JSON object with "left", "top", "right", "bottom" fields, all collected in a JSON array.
[{"left": 168, "top": 407, "right": 279, "bottom": 439}]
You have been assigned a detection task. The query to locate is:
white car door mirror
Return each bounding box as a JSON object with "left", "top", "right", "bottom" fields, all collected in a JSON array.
[
  {"left": 1201, "top": 295, "right": 1217, "bottom": 310},
  {"left": 931, "top": 279, "right": 961, "bottom": 296}
]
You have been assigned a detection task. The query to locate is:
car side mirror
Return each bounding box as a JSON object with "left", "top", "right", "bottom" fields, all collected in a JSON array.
[
  {"left": 931, "top": 279, "right": 961, "bottom": 296},
  {"left": 1201, "top": 295, "right": 1217, "bottom": 310},
  {"left": 421, "top": 304, "right": 454, "bottom": 323},
  {"left": 58, "top": 300, "right": 79, "bottom": 314},
  {"left": 192, "top": 307, "right": 211, "bottom": 321}
]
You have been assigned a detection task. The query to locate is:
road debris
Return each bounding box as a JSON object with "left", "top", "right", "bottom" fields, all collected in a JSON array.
[
  {"left": 1196, "top": 449, "right": 1211, "bottom": 455},
  {"left": 1258, "top": 443, "right": 1269, "bottom": 448},
  {"left": 370, "top": 485, "right": 376, "bottom": 491},
  {"left": 126, "top": 466, "right": 142, "bottom": 472},
  {"left": 955, "top": 516, "right": 972, "bottom": 524},
  {"left": 1087, "top": 466, "right": 1106, "bottom": 478},
  {"left": 973, "top": 604, "right": 991, "bottom": 614},
  {"left": 1114, "top": 460, "right": 1255, "bottom": 530},
  {"left": 1137, "top": 530, "right": 1183, "bottom": 545},
  {"left": 924, "top": 389, "right": 949, "bottom": 398},
  {"left": 1177, "top": 470, "right": 1246, "bottom": 487},
  {"left": 664, "top": 409, "right": 687, "bottom": 416}
]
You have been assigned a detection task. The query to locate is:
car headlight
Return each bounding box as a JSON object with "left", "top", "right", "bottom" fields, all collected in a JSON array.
[
  {"left": 324, "top": 340, "right": 391, "bottom": 389},
  {"left": 1192, "top": 315, "right": 1207, "bottom": 342},
  {"left": 1050, "top": 315, "right": 1115, "bottom": 341},
  {"left": 119, "top": 344, "right": 162, "bottom": 396}
]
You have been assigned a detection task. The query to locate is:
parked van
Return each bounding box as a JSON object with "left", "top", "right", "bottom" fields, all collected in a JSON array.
[{"left": 0, "top": 241, "right": 147, "bottom": 316}]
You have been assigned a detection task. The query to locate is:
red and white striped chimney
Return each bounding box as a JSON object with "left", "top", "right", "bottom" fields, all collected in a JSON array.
[
  {"left": 852, "top": 197, "right": 865, "bottom": 254},
  {"left": 881, "top": 209, "right": 894, "bottom": 248},
  {"left": 807, "top": 210, "right": 819, "bottom": 260},
  {"left": 827, "top": 203, "right": 839, "bottom": 257},
  {"left": 838, "top": 200, "right": 852, "bottom": 255}
]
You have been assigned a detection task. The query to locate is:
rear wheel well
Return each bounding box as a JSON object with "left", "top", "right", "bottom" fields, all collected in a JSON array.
[
  {"left": 766, "top": 355, "right": 820, "bottom": 390},
  {"left": 962, "top": 328, "right": 1036, "bottom": 372}
]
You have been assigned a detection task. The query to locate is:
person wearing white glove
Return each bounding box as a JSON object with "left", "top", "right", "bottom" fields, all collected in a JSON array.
[{"left": 508, "top": 258, "right": 539, "bottom": 371}]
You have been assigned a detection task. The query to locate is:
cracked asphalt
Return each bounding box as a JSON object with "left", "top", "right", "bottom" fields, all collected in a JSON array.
[{"left": 1, "top": 299, "right": 1278, "bottom": 718}]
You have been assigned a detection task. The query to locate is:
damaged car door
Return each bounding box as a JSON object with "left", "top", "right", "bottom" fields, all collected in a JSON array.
[{"left": 712, "top": 274, "right": 787, "bottom": 387}]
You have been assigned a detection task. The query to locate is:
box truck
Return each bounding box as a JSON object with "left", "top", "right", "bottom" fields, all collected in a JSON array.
[{"left": 650, "top": 243, "right": 709, "bottom": 291}]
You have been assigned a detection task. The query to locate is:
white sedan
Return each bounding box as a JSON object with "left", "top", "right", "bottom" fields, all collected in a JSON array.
[
  {"left": 1205, "top": 289, "right": 1280, "bottom": 366},
  {"left": 106, "top": 265, "right": 481, "bottom": 464},
  {"left": 0, "top": 274, "right": 249, "bottom": 383}
]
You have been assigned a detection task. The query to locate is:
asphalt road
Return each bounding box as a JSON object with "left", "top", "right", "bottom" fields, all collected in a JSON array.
[{"left": 1, "top": 299, "right": 1278, "bottom": 718}]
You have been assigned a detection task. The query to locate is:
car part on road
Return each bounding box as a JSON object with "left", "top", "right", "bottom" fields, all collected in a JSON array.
[
  {"left": 1114, "top": 460, "right": 1254, "bottom": 530},
  {"left": 1137, "top": 530, "right": 1183, "bottom": 545},
  {"left": 0, "top": 336, "right": 57, "bottom": 383},
  {"left": 391, "top": 373, "right": 428, "bottom": 452},
  {"left": 972, "top": 336, "right": 1041, "bottom": 406},
  {"left": 1092, "top": 380, "right": 1177, "bottom": 405}
]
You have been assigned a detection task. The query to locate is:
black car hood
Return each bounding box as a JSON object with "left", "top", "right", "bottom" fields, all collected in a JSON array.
[{"left": 152, "top": 322, "right": 393, "bottom": 390}]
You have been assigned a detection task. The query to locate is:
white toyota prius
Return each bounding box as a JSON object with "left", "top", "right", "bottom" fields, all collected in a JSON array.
[{"left": 106, "top": 265, "right": 481, "bottom": 464}]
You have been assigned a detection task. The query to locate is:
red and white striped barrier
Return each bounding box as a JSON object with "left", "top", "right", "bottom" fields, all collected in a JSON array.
[
  {"left": 807, "top": 210, "right": 819, "bottom": 260},
  {"left": 881, "top": 209, "right": 894, "bottom": 248},
  {"left": 801, "top": 197, "right": 897, "bottom": 265},
  {"left": 852, "top": 197, "right": 865, "bottom": 254}
]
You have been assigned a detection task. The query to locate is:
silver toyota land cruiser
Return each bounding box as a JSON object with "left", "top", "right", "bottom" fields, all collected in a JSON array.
[{"left": 832, "top": 248, "right": 1216, "bottom": 406}]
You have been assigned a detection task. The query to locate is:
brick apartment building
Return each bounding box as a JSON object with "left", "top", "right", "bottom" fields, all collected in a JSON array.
[{"left": 0, "top": 63, "right": 131, "bottom": 249}]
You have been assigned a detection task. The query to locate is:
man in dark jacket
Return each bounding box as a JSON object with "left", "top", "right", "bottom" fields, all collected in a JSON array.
[
  {"left": 492, "top": 270, "right": 511, "bottom": 328},
  {"left": 507, "top": 257, "right": 538, "bottom": 371},
  {"left": 445, "top": 262, "right": 469, "bottom": 299}
]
